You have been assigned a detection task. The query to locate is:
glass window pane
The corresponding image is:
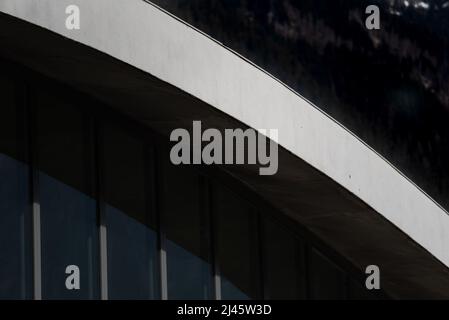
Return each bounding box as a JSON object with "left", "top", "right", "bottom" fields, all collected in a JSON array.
[
  {"left": 0, "top": 75, "right": 31, "bottom": 299},
  {"left": 308, "top": 247, "right": 346, "bottom": 300},
  {"left": 161, "top": 159, "right": 212, "bottom": 299},
  {"left": 263, "top": 218, "right": 306, "bottom": 299},
  {"left": 102, "top": 123, "right": 158, "bottom": 299},
  {"left": 214, "top": 185, "right": 261, "bottom": 300},
  {"left": 37, "top": 90, "right": 99, "bottom": 299}
]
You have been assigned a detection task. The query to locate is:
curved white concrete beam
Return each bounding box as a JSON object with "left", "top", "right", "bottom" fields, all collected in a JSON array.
[{"left": 2, "top": 0, "right": 448, "bottom": 266}]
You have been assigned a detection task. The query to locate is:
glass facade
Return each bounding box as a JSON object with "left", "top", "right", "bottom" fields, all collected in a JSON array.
[
  {"left": 101, "top": 123, "right": 158, "bottom": 299},
  {"left": 214, "top": 185, "right": 261, "bottom": 300},
  {"left": 161, "top": 160, "right": 212, "bottom": 299},
  {"left": 262, "top": 218, "right": 307, "bottom": 300},
  {"left": 0, "top": 74, "right": 31, "bottom": 299},
  {"left": 36, "top": 90, "right": 99, "bottom": 299},
  {"left": 0, "top": 61, "right": 387, "bottom": 300}
]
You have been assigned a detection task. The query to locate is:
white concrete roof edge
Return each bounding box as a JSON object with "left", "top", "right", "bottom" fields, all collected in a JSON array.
[
  {"left": 142, "top": 1, "right": 449, "bottom": 218},
  {"left": 2, "top": 0, "right": 449, "bottom": 267}
]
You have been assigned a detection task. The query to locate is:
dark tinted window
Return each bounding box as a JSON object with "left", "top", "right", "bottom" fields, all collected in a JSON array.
[
  {"left": 214, "top": 185, "right": 261, "bottom": 299},
  {"left": 263, "top": 218, "right": 306, "bottom": 299},
  {"left": 102, "top": 123, "right": 159, "bottom": 299},
  {"left": 0, "top": 75, "right": 31, "bottom": 299},
  {"left": 161, "top": 159, "right": 212, "bottom": 299},
  {"left": 37, "top": 90, "right": 99, "bottom": 299}
]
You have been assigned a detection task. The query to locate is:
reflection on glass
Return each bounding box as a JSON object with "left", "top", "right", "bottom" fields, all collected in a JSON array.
[
  {"left": 37, "top": 91, "right": 99, "bottom": 299},
  {"left": 220, "top": 278, "right": 249, "bottom": 300},
  {"left": 106, "top": 205, "right": 158, "bottom": 299},
  {"left": 214, "top": 185, "right": 260, "bottom": 300},
  {"left": 263, "top": 218, "right": 306, "bottom": 299},
  {"left": 161, "top": 161, "right": 212, "bottom": 299},
  {"left": 0, "top": 75, "right": 31, "bottom": 299},
  {"left": 102, "top": 124, "right": 158, "bottom": 299}
]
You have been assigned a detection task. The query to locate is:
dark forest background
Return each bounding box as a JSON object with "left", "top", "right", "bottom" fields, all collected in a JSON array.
[{"left": 152, "top": 0, "right": 449, "bottom": 210}]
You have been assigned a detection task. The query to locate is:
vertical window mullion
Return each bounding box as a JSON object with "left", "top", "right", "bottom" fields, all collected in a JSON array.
[
  {"left": 99, "top": 206, "right": 108, "bottom": 300},
  {"left": 159, "top": 232, "right": 168, "bottom": 300},
  {"left": 155, "top": 149, "right": 168, "bottom": 300},
  {"left": 208, "top": 182, "right": 221, "bottom": 300},
  {"left": 200, "top": 176, "right": 215, "bottom": 300},
  {"left": 145, "top": 145, "right": 160, "bottom": 299},
  {"left": 14, "top": 77, "right": 31, "bottom": 299},
  {"left": 94, "top": 120, "right": 108, "bottom": 300},
  {"left": 27, "top": 85, "right": 41, "bottom": 300},
  {"left": 31, "top": 138, "right": 42, "bottom": 300}
]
